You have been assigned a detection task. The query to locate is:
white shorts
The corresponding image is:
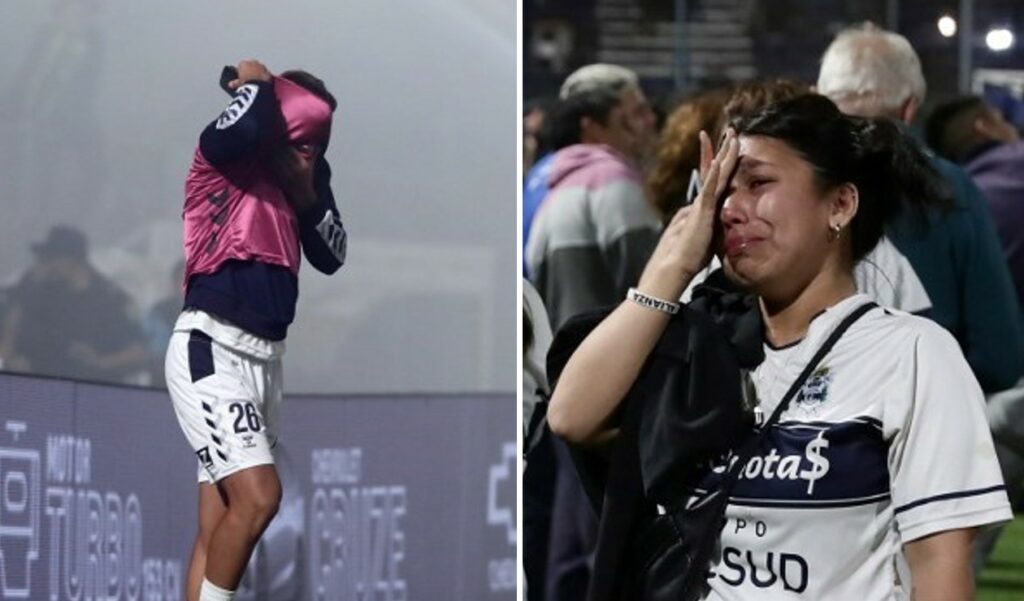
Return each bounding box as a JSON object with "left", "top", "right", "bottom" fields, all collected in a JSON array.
[{"left": 165, "top": 328, "right": 283, "bottom": 484}]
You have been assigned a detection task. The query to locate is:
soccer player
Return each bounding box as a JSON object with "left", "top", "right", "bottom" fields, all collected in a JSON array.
[{"left": 164, "top": 59, "right": 347, "bottom": 601}]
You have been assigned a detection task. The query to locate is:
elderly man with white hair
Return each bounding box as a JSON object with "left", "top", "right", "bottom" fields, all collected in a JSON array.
[
  {"left": 817, "top": 21, "right": 1024, "bottom": 578},
  {"left": 817, "top": 23, "right": 1022, "bottom": 395}
]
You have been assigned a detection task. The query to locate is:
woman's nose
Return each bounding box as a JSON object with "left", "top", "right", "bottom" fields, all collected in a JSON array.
[{"left": 719, "top": 191, "right": 749, "bottom": 226}]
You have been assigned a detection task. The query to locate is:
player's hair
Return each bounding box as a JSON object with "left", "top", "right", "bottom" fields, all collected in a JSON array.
[
  {"left": 732, "top": 94, "right": 948, "bottom": 262},
  {"left": 280, "top": 70, "right": 337, "bottom": 112},
  {"left": 925, "top": 95, "right": 990, "bottom": 163}
]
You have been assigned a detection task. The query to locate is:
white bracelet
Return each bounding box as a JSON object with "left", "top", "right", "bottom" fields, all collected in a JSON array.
[{"left": 627, "top": 287, "right": 680, "bottom": 315}]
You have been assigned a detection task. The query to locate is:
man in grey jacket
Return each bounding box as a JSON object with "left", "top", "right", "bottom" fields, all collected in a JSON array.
[{"left": 526, "top": 64, "right": 661, "bottom": 330}]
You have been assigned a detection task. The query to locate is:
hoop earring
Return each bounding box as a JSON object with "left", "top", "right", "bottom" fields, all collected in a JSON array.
[{"left": 828, "top": 223, "right": 842, "bottom": 242}]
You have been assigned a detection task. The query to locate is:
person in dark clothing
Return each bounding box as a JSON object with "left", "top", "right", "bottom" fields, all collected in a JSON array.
[
  {"left": 143, "top": 259, "right": 186, "bottom": 386},
  {"left": 926, "top": 96, "right": 1024, "bottom": 305},
  {"left": 0, "top": 225, "right": 149, "bottom": 383}
]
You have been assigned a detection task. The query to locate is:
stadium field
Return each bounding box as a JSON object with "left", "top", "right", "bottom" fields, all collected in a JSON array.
[{"left": 979, "top": 515, "right": 1024, "bottom": 600}]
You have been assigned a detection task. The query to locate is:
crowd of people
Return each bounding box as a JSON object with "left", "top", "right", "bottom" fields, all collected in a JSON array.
[{"left": 523, "top": 21, "right": 1024, "bottom": 601}]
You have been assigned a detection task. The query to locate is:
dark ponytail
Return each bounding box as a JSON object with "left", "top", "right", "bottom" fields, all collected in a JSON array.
[{"left": 732, "top": 94, "right": 949, "bottom": 262}]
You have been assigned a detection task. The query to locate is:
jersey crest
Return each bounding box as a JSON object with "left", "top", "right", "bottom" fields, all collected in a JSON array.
[{"left": 795, "top": 366, "right": 832, "bottom": 412}]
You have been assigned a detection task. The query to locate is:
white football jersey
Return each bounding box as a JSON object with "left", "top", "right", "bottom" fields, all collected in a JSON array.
[{"left": 696, "top": 294, "right": 1010, "bottom": 600}]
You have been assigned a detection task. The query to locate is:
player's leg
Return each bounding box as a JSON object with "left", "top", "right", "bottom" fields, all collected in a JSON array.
[
  {"left": 165, "top": 328, "right": 226, "bottom": 600},
  {"left": 202, "top": 464, "right": 282, "bottom": 593},
  {"left": 187, "top": 482, "right": 227, "bottom": 601},
  {"left": 167, "top": 330, "right": 281, "bottom": 600}
]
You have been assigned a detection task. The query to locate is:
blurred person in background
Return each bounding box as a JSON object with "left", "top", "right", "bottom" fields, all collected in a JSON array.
[
  {"left": 526, "top": 63, "right": 660, "bottom": 329},
  {"left": 926, "top": 94, "right": 1024, "bottom": 568},
  {"left": 164, "top": 59, "right": 347, "bottom": 601},
  {"left": 524, "top": 97, "right": 555, "bottom": 173},
  {"left": 816, "top": 23, "right": 1023, "bottom": 394},
  {"left": 926, "top": 96, "right": 1024, "bottom": 304},
  {"left": 0, "top": 225, "right": 149, "bottom": 382},
  {"left": 142, "top": 258, "right": 186, "bottom": 386},
  {"left": 523, "top": 96, "right": 561, "bottom": 276}
]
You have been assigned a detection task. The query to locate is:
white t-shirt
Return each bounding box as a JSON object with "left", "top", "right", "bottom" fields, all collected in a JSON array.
[{"left": 696, "top": 294, "right": 1010, "bottom": 600}]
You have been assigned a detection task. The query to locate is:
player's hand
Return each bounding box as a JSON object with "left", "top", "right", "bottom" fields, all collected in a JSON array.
[
  {"left": 636, "top": 128, "right": 739, "bottom": 301},
  {"left": 227, "top": 59, "right": 273, "bottom": 90},
  {"left": 271, "top": 145, "right": 319, "bottom": 211}
]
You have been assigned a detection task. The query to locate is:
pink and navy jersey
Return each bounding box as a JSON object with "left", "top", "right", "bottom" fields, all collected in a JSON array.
[{"left": 181, "top": 78, "right": 347, "bottom": 341}]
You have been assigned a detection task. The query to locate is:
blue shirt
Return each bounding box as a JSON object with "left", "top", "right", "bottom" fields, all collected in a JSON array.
[{"left": 523, "top": 152, "right": 555, "bottom": 277}]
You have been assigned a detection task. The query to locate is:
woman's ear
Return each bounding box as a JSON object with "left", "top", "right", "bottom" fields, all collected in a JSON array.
[{"left": 832, "top": 182, "right": 859, "bottom": 229}]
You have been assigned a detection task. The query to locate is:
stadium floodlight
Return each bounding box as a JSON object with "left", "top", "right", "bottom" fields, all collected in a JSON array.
[
  {"left": 938, "top": 15, "right": 957, "bottom": 38},
  {"left": 985, "top": 27, "right": 1014, "bottom": 52}
]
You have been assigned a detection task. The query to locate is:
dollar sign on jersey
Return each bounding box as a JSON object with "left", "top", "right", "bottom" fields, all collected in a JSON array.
[{"left": 800, "top": 430, "right": 830, "bottom": 495}]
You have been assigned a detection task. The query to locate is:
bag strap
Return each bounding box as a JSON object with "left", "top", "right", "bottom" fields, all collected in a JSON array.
[
  {"left": 720, "top": 301, "right": 877, "bottom": 489},
  {"left": 523, "top": 394, "right": 549, "bottom": 459}
]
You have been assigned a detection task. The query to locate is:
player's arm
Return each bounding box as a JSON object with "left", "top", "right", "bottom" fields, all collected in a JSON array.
[
  {"left": 198, "top": 60, "right": 278, "bottom": 167},
  {"left": 272, "top": 149, "right": 347, "bottom": 274},
  {"left": 298, "top": 156, "right": 347, "bottom": 274},
  {"left": 904, "top": 528, "right": 977, "bottom": 601}
]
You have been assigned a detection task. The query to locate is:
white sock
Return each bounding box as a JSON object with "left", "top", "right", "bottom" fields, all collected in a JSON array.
[{"left": 199, "top": 578, "right": 234, "bottom": 601}]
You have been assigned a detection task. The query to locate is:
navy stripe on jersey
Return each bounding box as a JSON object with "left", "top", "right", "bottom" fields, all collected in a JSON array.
[
  {"left": 694, "top": 418, "right": 890, "bottom": 503},
  {"left": 728, "top": 492, "right": 889, "bottom": 510},
  {"left": 774, "top": 415, "right": 883, "bottom": 430},
  {"left": 894, "top": 485, "right": 1007, "bottom": 515},
  {"left": 185, "top": 260, "right": 298, "bottom": 341}
]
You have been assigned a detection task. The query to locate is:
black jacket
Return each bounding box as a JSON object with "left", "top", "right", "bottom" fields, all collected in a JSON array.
[{"left": 546, "top": 279, "right": 765, "bottom": 601}]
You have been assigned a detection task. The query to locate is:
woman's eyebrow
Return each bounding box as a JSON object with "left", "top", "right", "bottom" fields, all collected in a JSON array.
[
  {"left": 734, "top": 157, "right": 771, "bottom": 177},
  {"left": 737, "top": 156, "right": 771, "bottom": 169}
]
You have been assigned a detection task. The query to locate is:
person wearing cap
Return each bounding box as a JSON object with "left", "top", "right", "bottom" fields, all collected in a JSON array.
[
  {"left": 163, "top": 59, "right": 347, "bottom": 601},
  {"left": 0, "top": 225, "right": 149, "bottom": 381}
]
